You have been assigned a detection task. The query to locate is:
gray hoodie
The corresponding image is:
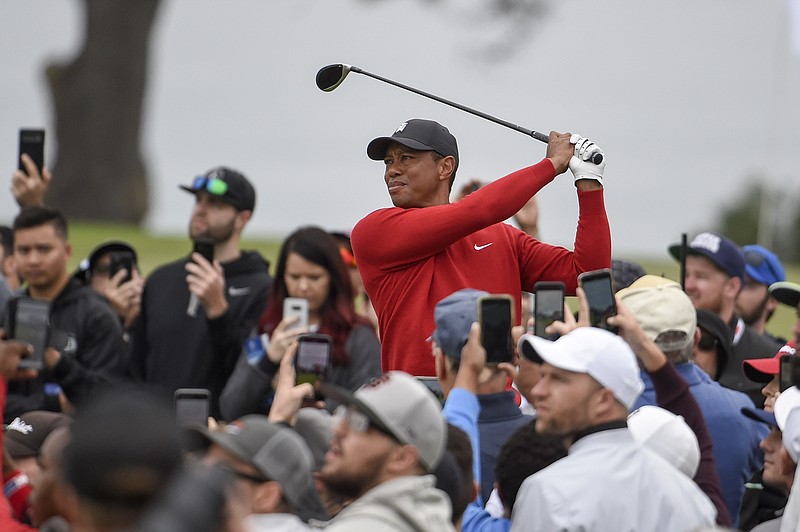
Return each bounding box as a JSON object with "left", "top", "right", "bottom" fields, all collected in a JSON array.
[{"left": 314, "top": 475, "right": 454, "bottom": 532}]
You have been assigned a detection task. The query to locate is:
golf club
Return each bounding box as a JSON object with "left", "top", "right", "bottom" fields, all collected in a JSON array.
[{"left": 316, "top": 63, "right": 603, "bottom": 164}]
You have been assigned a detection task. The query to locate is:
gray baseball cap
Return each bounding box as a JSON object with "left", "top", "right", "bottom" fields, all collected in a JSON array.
[
  {"left": 431, "top": 288, "right": 489, "bottom": 359},
  {"left": 323, "top": 371, "right": 446, "bottom": 472},
  {"left": 195, "top": 415, "right": 326, "bottom": 522}
]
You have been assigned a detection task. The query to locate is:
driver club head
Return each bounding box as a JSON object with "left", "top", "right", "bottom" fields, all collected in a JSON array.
[{"left": 315, "top": 64, "right": 353, "bottom": 92}]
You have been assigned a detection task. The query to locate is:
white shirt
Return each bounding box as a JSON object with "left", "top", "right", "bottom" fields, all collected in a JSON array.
[{"left": 510, "top": 427, "right": 717, "bottom": 532}]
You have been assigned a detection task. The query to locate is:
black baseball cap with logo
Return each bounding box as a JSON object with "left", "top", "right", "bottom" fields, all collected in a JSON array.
[
  {"left": 180, "top": 167, "right": 256, "bottom": 213},
  {"left": 367, "top": 119, "right": 459, "bottom": 170}
]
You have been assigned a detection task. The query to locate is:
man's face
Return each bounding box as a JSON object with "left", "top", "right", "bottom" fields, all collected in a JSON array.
[
  {"left": 319, "top": 406, "right": 398, "bottom": 498},
  {"left": 189, "top": 192, "right": 240, "bottom": 244},
  {"left": 14, "top": 224, "right": 71, "bottom": 292},
  {"left": 736, "top": 277, "right": 770, "bottom": 325},
  {"left": 204, "top": 444, "right": 265, "bottom": 513},
  {"left": 683, "top": 255, "right": 734, "bottom": 314},
  {"left": 760, "top": 426, "right": 794, "bottom": 491},
  {"left": 531, "top": 363, "right": 603, "bottom": 437},
  {"left": 382, "top": 143, "right": 448, "bottom": 209}
]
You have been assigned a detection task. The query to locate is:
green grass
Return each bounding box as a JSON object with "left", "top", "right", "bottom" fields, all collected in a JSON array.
[
  {"left": 67, "top": 223, "right": 799, "bottom": 342},
  {"left": 67, "top": 222, "right": 283, "bottom": 276}
]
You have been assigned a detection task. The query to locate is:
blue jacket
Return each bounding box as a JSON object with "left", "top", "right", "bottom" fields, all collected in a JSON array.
[{"left": 633, "top": 362, "right": 767, "bottom": 528}]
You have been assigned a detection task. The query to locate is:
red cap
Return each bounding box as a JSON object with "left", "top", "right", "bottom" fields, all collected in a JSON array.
[{"left": 742, "top": 340, "right": 797, "bottom": 383}]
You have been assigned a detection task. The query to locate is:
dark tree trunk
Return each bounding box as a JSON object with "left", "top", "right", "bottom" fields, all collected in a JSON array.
[{"left": 46, "top": 0, "right": 160, "bottom": 224}]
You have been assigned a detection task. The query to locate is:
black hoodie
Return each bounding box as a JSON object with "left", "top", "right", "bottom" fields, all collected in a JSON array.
[
  {"left": 5, "top": 278, "right": 127, "bottom": 422},
  {"left": 129, "top": 251, "right": 271, "bottom": 417}
]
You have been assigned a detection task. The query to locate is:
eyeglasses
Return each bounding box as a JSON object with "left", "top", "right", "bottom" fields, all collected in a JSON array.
[
  {"left": 190, "top": 175, "right": 229, "bottom": 196},
  {"left": 229, "top": 467, "right": 269, "bottom": 484},
  {"left": 743, "top": 249, "right": 781, "bottom": 283},
  {"left": 333, "top": 405, "right": 371, "bottom": 433},
  {"left": 698, "top": 334, "right": 719, "bottom": 351}
]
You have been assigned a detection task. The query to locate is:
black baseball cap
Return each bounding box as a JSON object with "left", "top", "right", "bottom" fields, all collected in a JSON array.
[
  {"left": 74, "top": 240, "right": 137, "bottom": 283},
  {"left": 367, "top": 119, "right": 459, "bottom": 169},
  {"left": 180, "top": 167, "right": 256, "bottom": 213}
]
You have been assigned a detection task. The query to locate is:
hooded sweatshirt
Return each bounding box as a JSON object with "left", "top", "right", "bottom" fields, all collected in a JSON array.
[
  {"left": 314, "top": 475, "right": 454, "bottom": 532},
  {"left": 129, "top": 251, "right": 271, "bottom": 417}
]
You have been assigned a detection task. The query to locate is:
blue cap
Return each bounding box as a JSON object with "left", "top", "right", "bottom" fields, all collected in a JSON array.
[
  {"left": 431, "top": 288, "right": 488, "bottom": 359},
  {"left": 668, "top": 232, "right": 745, "bottom": 282},
  {"left": 742, "top": 245, "right": 785, "bottom": 286}
]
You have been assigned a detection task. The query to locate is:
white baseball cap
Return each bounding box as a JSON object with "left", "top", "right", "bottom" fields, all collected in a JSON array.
[
  {"left": 628, "top": 405, "right": 700, "bottom": 478},
  {"left": 518, "top": 327, "right": 644, "bottom": 410}
]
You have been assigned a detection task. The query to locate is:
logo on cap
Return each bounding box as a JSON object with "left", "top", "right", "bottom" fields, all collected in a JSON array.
[
  {"left": 691, "top": 233, "right": 721, "bottom": 254},
  {"left": 395, "top": 122, "right": 408, "bottom": 133}
]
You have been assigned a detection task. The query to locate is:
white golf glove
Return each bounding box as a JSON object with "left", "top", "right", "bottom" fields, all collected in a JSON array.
[{"left": 569, "top": 134, "right": 605, "bottom": 185}]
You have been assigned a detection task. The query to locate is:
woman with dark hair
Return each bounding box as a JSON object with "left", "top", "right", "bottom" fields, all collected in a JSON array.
[{"left": 219, "top": 226, "right": 381, "bottom": 420}]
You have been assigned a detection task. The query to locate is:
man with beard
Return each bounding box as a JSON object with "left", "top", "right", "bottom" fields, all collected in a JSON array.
[
  {"left": 130, "top": 167, "right": 271, "bottom": 418},
  {"left": 736, "top": 245, "right": 786, "bottom": 345},
  {"left": 316, "top": 372, "right": 454, "bottom": 531}
]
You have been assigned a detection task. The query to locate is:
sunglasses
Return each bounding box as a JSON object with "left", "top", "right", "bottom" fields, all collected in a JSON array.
[
  {"left": 228, "top": 467, "right": 269, "bottom": 484},
  {"left": 743, "top": 249, "right": 781, "bottom": 283},
  {"left": 190, "top": 175, "right": 229, "bottom": 196},
  {"left": 698, "top": 334, "right": 719, "bottom": 351},
  {"left": 333, "top": 405, "right": 371, "bottom": 433}
]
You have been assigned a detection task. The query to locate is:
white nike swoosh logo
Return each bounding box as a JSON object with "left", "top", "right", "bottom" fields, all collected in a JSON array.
[
  {"left": 228, "top": 286, "right": 251, "bottom": 297},
  {"left": 474, "top": 243, "right": 494, "bottom": 251}
]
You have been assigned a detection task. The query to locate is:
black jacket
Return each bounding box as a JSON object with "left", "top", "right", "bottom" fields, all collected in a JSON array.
[
  {"left": 129, "top": 251, "right": 271, "bottom": 417},
  {"left": 720, "top": 315, "right": 783, "bottom": 408},
  {"left": 4, "top": 278, "right": 127, "bottom": 422}
]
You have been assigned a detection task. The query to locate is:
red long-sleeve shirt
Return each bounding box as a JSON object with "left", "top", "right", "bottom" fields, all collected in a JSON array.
[{"left": 352, "top": 159, "right": 611, "bottom": 376}]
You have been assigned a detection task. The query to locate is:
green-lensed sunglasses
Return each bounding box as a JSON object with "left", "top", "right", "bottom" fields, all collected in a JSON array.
[{"left": 191, "top": 175, "right": 228, "bottom": 196}]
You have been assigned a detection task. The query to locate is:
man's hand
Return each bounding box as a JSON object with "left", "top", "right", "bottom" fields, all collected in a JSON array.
[
  {"left": 607, "top": 300, "right": 668, "bottom": 372},
  {"left": 12, "top": 153, "right": 52, "bottom": 208},
  {"left": 0, "top": 337, "right": 37, "bottom": 380},
  {"left": 267, "top": 342, "right": 317, "bottom": 425},
  {"left": 569, "top": 134, "right": 605, "bottom": 190},
  {"left": 453, "top": 322, "right": 486, "bottom": 394},
  {"left": 185, "top": 252, "right": 228, "bottom": 319},
  {"left": 545, "top": 131, "right": 574, "bottom": 175}
]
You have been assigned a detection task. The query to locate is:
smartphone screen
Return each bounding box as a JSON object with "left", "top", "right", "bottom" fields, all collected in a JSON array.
[
  {"left": 283, "top": 297, "right": 309, "bottom": 330},
  {"left": 295, "top": 334, "right": 332, "bottom": 388},
  {"left": 7, "top": 296, "right": 50, "bottom": 370},
  {"left": 18, "top": 129, "right": 45, "bottom": 174},
  {"left": 109, "top": 251, "right": 135, "bottom": 284},
  {"left": 479, "top": 295, "right": 514, "bottom": 365},
  {"left": 579, "top": 269, "right": 618, "bottom": 333},
  {"left": 534, "top": 282, "right": 565, "bottom": 340},
  {"left": 174, "top": 388, "right": 210, "bottom": 428},
  {"left": 780, "top": 355, "right": 794, "bottom": 392}
]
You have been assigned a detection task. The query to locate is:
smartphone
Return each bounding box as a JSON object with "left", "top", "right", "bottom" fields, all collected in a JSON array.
[
  {"left": 578, "top": 269, "right": 618, "bottom": 333},
  {"left": 192, "top": 238, "right": 215, "bottom": 263},
  {"left": 283, "top": 297, "right": 309, "bottom": 330},
  {"left": 520, "top": 291, "right": 534, "bottom": 333},
  {"left": 478, "top": 295, "right": 515, "bottom": 365},
  {"left": 18, "top": 129, "right": 45, "bottom": 175},
  {"left": 4, "top": 296, "right": 50, "bottom": 370},
  {"left": 109, "top": 251, "right": 135, "bottom": 284},
  {"left": 174, "top": 388, "right": 210, "bottom": 428},
  {"left": 295, "top": 334, "right": 332, "bottom": 395},
  {"left": 779, "top": 355, "right": 799, "bottom": 392},
  {"left": 534, "top": 282, "right": 565, "bottom": 340}
]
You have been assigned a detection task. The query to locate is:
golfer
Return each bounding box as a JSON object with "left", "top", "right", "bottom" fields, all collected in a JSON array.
[{"left": 350, "top": 119, "right": 611, "bottom": 376}]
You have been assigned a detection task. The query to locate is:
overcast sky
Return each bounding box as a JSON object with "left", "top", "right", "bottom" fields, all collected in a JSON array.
[{"left": 2, "top": 0, "right": 799, "bottom": 257}]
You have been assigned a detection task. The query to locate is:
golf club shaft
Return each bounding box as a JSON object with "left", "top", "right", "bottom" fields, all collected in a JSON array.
[{"left": 350, "top": 66, "right": 550, "bottom": 144}]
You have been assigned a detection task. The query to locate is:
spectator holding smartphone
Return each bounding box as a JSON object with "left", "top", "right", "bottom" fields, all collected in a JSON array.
[
  {"left": 220, "top": 226, "right": 381, "bottom": 420},
  {"left": 74, "top": 241, "right": 144, "bottom": 331}
]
